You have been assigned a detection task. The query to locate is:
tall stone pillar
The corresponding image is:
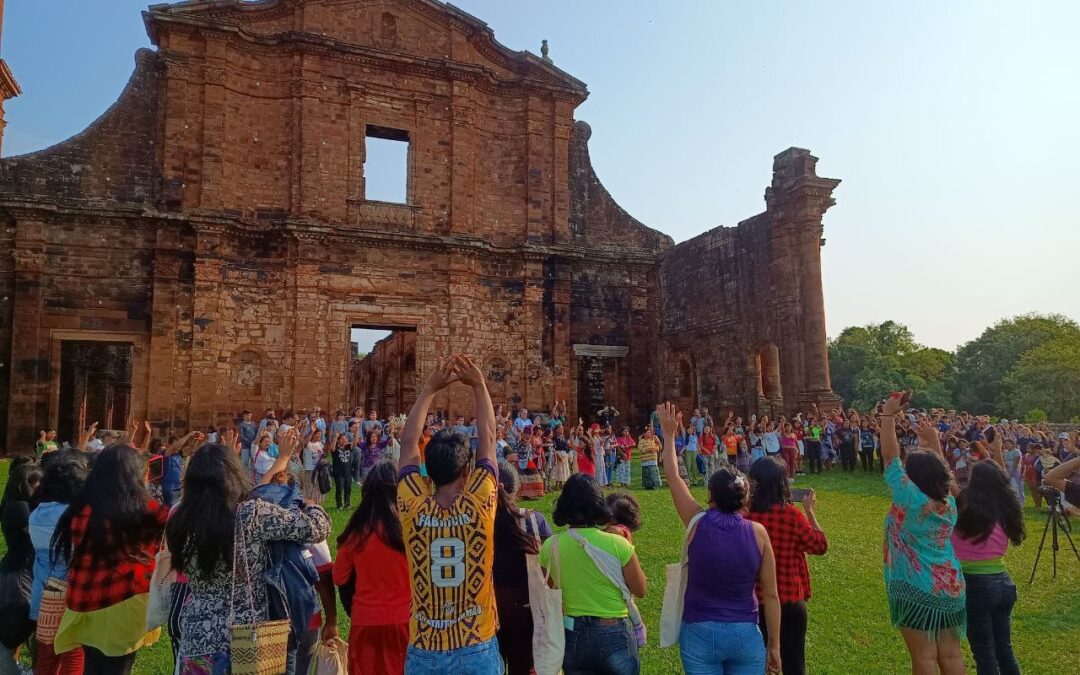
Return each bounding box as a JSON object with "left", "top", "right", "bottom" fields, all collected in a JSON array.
[
  {"left": 6, "top": 218, "right": 45, "bottom": 451},
  {"left": 766, "top": 148, "right": 842, "bottom": 412}
]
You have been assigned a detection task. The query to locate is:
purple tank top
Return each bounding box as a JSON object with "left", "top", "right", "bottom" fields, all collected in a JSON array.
[{"left": 682, "top": 509, "right": 762, "bottom": 624}]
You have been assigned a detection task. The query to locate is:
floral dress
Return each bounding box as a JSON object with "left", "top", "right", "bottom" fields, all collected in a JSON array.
[
  {"left": 614, "top": 436, "right": 634, "bottom": 486},
  {"left": 882, "top": 457, "right": 966, "bottom": 637},
  {"left": 592, "top": 436, "right": 608, "bottom": 486},
  {"left": 176, "top": 498, "right": 331, "bottom": 671}
]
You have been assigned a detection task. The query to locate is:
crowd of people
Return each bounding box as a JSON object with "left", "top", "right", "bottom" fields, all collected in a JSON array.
[{"left": 0, "top": 363, "right": 1077, "bottom": 674}]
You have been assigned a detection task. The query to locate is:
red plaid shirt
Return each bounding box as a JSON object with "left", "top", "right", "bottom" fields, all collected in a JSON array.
[
  {"left": 746, "top": 504, "right": 828, "bottom": 604},
  {"left": 66, "top": 501, "right": 169, "bottom": 612}
]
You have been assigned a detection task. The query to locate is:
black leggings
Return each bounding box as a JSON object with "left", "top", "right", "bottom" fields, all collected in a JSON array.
[
  {"left": 859, "top": 447, "right": 875, "bottom": 471},
  {"left": 805, "top": 441, "right": 822, "bottom": 474},
  {"left": 840, "top": 444, "right": 857, "bottom": 471},
  {"left": 334, "top": 472, "right": 353, "bottom": 508},
  {"left": 83, "top": 647, "right": 137, "bottom": 675},
  {"left": 759, "top": 600, "right": 808, "bottom": 675}
]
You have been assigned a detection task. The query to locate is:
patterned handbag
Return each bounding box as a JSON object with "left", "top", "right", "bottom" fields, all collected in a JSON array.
[
  {"left": 35, "top": 578, "right": 67, "bottom": 645},
  {"left": 229, "top": 506, "right": 290, "bottom": 675}
]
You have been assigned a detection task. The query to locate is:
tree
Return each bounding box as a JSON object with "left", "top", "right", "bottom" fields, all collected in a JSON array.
[
  {"left": 953, "top": 314, "right": 1080, "bottom": 415},
  {"left": 828, "top": 321, "right": 955, "bottom": 411},
  {"left": 1003, "top": 337, "right": 1080, "bottom": 422}
]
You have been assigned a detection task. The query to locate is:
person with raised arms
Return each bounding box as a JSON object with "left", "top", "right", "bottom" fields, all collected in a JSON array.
[
  {"left": 878, "top": 390, "right": 966, "bottom": 675},
  {"left": 396, "top": 355, "right": 503, "bottom": 673},
  {"left": 658, "top": 402, "right": 782, "bottom": 675}
]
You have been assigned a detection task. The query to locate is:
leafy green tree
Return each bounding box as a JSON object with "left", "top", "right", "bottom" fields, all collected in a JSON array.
[
  {"left": 1024, "top": 408, "right": 1048, "bottom": 424},
  {"left": 1004, "top": 337, "right": 1080, "bottom": 421},
  {"left": 953, "top": 314, "right": 1080, "bottom": 415},
  {"left": 828, "top": 322, "right": 955, "bottom": 411}
]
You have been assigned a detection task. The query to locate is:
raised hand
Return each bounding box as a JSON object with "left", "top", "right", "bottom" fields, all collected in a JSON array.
[
  {"left": 453, "top": 355, "right": 486, "bottom": 389},
  {"left": 657, "top": 402, "right": 680, "bottom": 440},
  {"left": 77, "top": 422, "right": 99, "bottom": 451},
  {"left": 880, "top": 390, "right": 911, "bottom": 417},
  {"left": 915, "top": 420, "right": 941, "bottom": 454},
  {"left": 423, "top": 356, "right": 462, "bottom": 393},
  {"left": 221, "top": 428, "right": 241, "bottom": 454},
  {"left": 139, "top": 421, "right": 153, "bottom": 452},
  {"left": 278, "top": 427, "right": 300, "bottom": 458}
]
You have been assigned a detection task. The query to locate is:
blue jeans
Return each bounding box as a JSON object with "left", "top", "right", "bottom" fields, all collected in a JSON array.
[
  {"left": 286, "top": 627, "right": 319, "bottom": 675},
  {"left": 563, "top": 616, "right": 639, "bottom": 675},
  {"left": 679, "top": 621, "right": 766, "bottom": 675},
  {"left": 965, "top": 572, "right": 1021, "bottom": 675},
  {"left": 405, "top": 637, "right": 503, "bottom": 675},
  {"left": 163, "top": 487, "right": 181, "bottom": 507}
]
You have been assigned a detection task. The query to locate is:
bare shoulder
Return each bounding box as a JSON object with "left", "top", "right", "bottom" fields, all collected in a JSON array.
[{"left": 750, "top": 519, "right": 771, "bottom": 546}]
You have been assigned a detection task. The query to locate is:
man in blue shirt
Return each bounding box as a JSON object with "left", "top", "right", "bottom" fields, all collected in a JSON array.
[
  {"left": 513, "top": 409, "right": 530, "bottom": 431},
  {"left": 361, "top": 410, "right": 383, "bottom": 437},
  {"left": 162, "top": 431, "right": 201, "bottom": 506}
]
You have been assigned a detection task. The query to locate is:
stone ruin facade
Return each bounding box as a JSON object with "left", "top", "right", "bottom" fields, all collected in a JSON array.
[{"left": 0, "top": 0, "right": 840, "bottom": 452}]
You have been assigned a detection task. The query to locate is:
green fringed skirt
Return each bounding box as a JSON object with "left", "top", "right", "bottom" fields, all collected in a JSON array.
[
  {"left": 641, "top": 463, "right": 661, "bottom": 490},
  {"left": 887, "top": 579, "right": 966, "bottom": 638}
]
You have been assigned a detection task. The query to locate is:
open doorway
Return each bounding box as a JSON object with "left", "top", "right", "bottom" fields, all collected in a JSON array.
[
  {"left": 57, "top": 341, "right": 134, "bottom": 442},
  {"left": 349, "top": 325, "right": 417, "bottom": 418}
]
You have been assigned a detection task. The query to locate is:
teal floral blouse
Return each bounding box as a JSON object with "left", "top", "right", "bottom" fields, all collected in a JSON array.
[{"left": 882, "top": 457, "right": 966, "bottom": 635}]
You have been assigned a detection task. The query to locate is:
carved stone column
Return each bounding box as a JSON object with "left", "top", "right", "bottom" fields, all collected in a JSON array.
[
  {"left": 6, "top": 219, "right": 46, "bottom": 451},
  {"left": 766, "top": 148, "right": 842, "bottom": 412}
]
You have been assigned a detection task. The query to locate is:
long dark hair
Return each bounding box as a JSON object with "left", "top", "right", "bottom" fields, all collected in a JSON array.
[
  {"left": 553, "top": 474, "right": 609, "bottom": 528},
  {"left": 337, "top": 461, "right": 403, "bottom": 552},
  {"left": 904, "top": 451, "right": 953, "bottom": 502},
  {"left": 748, "top": 456, "right": 790, "bottom": 513},
  {"left": 52, "top": 444, "right": 161, "bottom": 566},
  {"left": 166, "top": 444, "right": 251, "bottom": 576},
  {"left": 955, "top": 462, "right": 1026, "bottom": 546},
  {"left": 494, "top": 461, "right": 538, "bottom": 554},
  {"left": 33, "top": 451, "right": 88, "bottom": 507},
  {"left": 1, "top": 461, "right": 42, "bottom": 510}
]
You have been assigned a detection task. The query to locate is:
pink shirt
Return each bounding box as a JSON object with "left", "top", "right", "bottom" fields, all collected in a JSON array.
[{"left": 951, "top": 523, "right": 1007, "bottom": 562}]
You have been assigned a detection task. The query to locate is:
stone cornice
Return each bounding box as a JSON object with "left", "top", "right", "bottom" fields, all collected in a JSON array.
[
  {"left": 0, "top": 200, "right": 663, "bottom": 266},
  {"left": 0, "top": 60, "right": 20, "bottom": 100}
]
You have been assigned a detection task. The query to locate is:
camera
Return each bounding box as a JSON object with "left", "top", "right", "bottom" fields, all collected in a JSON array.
[{"left": 1038, "top": 484, "right": 1060, "bottom": 499}]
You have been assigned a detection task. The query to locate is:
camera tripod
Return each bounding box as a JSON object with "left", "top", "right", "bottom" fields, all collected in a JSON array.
[{"left": 1028, "top": 490, "right": 1080, "bottom": 583}]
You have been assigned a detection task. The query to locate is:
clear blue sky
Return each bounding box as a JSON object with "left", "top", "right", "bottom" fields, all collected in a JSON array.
[{"left": 5, "top": 1, "right": 1079, "bottom": 350}]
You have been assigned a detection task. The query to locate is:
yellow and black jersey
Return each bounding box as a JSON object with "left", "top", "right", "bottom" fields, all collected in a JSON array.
[{"left": 397, "top": 460, "right": 498, "bottom": 651}]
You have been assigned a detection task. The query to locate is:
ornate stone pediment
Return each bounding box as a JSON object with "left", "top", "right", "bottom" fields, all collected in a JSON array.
[{"left": 145, "top": 0, "right": 587, "bottom": 99}]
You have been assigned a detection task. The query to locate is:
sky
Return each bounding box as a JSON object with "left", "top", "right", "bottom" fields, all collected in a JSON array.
[{"left": 4, "top": 1, "right": 1079, "bottom": 351}]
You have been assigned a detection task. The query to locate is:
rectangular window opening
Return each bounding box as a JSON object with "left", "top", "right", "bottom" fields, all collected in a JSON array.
[{"left": 364, "top": 125, "right": 410, "bottom": 204}]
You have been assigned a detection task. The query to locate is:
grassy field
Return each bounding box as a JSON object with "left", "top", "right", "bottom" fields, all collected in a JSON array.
[{"left": 2, "top": 461, "right": 1077, "bottom": 674}]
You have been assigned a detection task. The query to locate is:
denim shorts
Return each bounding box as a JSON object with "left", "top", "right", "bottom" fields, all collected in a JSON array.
[
  {"left": 405, "top": 637, "right": 503, "bottom": 675},
  {"left": 679, "top": 620, "right": 766, "bottom": 675}
]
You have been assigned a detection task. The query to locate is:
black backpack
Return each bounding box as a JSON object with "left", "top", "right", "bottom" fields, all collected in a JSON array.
[{"left": 315, "top": 459, "right": 332, "bottom": 494}]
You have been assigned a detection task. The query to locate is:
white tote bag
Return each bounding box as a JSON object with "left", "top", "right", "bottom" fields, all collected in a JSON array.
[
  {"left": 659, "top": 510, "right": 705, "bottom": 648},
  {"left": 313, "top": 637, "right": 349, "bottom": 675},
  {"left": 526, "top": 516, "right": 564, "bottom": 675},
  {"left": 145, "top": 533, "right": 176, "bottom": 632}
]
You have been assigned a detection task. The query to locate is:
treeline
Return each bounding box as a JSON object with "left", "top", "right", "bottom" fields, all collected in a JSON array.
[{"left": 828, "top": 313, "right": 1080, "bottom": 422}]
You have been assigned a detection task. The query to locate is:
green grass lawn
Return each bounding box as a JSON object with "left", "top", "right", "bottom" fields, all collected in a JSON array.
[{"left": 2, "top": 461, "right": 1077, "bottom": 674}]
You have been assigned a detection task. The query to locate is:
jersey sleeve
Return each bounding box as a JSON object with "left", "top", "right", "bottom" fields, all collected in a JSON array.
[
  {"left": 466, "top": 459, "right": 498, "bottom": 505},
  {"left": 396, "top": 465, "right": 430, "bottom": 518}
]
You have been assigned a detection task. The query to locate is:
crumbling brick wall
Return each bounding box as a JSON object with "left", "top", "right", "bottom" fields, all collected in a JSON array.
[{"left": 0, "top": 1, "right": 840, "bottom": 451}]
